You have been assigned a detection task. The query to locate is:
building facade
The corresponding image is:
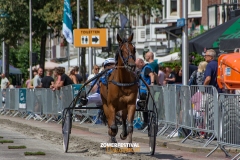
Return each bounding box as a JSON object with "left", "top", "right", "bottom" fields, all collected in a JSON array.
[{"left": 46, "top": 0, "right": 240, "bottom": 63}]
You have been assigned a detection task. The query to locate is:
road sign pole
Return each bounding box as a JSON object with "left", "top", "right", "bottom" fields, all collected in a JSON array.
[
  {"left": 77, "top": 0, "right": 81, "bottom": 70},
  {"left": 88, "top": 0, "right": 93, "bottom": 76},
  {"left": 182, "top": 0, "right": 189, "bottom": 85}
]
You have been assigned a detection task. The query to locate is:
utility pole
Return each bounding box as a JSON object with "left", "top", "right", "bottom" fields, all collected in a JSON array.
[
  {"left": 91, "top": 1, "right": 96, "bottom": 65},
  {"left": 77, "top": 0, "right": 81, "bottom": 70},
  {"left": 29, "top": 0, "right": 33, "bottom": 80},
  {"left": 88, "top": 0, "right": 93, "bottom": 75},
  {"left": 182, "top": 0, "right": 189, "bottom": 85},
  {"left": 2, "top": 40, "right": 5, "bottom": 74}
]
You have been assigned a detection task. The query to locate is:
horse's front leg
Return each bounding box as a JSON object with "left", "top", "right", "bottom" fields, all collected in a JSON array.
[
  {"left": 105, "top": 105, "right": 118, "bottom": 143},
  {"left": 120, "top": 109, "right": 127, "bottom": 140},
  {"left": 127, "top": 105, "right": 136, "bottom": 154}
]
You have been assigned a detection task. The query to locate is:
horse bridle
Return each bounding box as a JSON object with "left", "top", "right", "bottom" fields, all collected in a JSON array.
[
  {"left": 109, "top": 40, "right": 138, "bottom": 87},
  {"left": 117, "top": 40, "right": 136, "bottom": 72}
]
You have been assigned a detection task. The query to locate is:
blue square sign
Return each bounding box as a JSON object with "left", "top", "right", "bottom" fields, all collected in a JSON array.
[{"left": 177, "top": 18, "right": 185, "bottom": 27}]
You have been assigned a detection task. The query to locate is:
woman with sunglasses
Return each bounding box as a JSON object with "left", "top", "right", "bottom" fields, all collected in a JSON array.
[{"left": 87, "top": 65, "right": 100, "bottom": 81}]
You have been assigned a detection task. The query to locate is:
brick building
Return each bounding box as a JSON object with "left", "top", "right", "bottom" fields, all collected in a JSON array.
[{"left": 162, "top": 0, "right": 240, "bottom": 30}]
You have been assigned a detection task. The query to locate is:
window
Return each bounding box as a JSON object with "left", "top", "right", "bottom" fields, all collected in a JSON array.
[
  {"left": 191, "top": 0, "right": 201, "bottom": 12},
  {"left": 170, "top": 0, "right": 177, "bottom": 14}
]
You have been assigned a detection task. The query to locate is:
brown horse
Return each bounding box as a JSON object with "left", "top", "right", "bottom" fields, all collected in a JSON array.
[{"left": 100, "top": 33, "right": 138, "bottom": 147}]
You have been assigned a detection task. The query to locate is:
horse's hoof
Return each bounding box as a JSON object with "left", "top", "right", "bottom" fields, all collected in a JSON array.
[
  {"left": 120, "top": 133, "right": 127, "bottom": 140},
  {"left": 110, "top": 124, "right": 118, "bottom": 130}
]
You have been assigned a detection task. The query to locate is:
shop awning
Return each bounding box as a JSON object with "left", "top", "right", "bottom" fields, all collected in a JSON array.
[{"left": 189, "top": 16, "right": 240, "bottom": 54}]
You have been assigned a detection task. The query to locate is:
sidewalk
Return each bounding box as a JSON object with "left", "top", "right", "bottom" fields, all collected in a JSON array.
[{"left": 0, "top": 115, "right": 236, "bottom": 159}]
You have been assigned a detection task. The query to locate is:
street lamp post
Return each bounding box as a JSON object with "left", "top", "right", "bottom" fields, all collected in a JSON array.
[{"left": 182, "top": 0, "right": 189, "bottom": 85}]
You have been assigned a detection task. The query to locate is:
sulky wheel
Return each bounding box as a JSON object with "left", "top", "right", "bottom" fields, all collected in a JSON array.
[
  {"left": 62, "top": 109, "right": 72, "bottom": 153},
  {"left": 148, "top": 112, "right": 157, "bottom": 156}
]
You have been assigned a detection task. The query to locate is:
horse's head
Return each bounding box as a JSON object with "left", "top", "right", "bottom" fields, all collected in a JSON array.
[{"left": 116, "top": 33, "right": 136, "bottom": 72}]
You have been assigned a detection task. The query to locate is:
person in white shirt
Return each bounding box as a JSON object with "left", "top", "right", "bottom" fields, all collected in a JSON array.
[
  {"left": 33, "top": 68, "right": 43, "bottom": 88},
  {"left": 1, "top": 73, "right": 10, "bottom": 89}
]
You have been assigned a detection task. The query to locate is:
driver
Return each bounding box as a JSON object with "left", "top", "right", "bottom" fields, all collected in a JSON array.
[{"left": 79, "top": 58, "right": 116, "bottom": 106}]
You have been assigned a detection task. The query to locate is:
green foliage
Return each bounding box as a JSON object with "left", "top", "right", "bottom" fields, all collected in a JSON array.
[
  {"left": 162, "top": 61, "right": 181, "bottom": 69},
  {"left": 189, "top": 52, "right": 205, "bottom": 66},
  {"left": 8, "top": 145, "right": 26, "bottom": 149},
  {"left": 0, "top": 140, "right": 14, "bottom": 143},
  {"left": 24, "top": 151, "right": 45, "bottom": 156},
  {"left": 12, "top": 41, "right": 40, "bottom": 79},
  {"left": 95, "top": 0, "right": 162, "bottom": 15}
]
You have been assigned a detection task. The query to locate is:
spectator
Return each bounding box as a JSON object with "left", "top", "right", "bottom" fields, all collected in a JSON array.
[
  {"left": 21, "top": 78, "right": 24, "bottom": 87},
  {"left": 68, "top": 67, "right": 78, "bottom": 84},
  {"left": 196, "top": 61, "right": 208, "bottom": 85},
  {"left": 135, "top": 58, "right": 155, "bottom": 130},
  {"left": 99, "top": 62, "right": 105, "bottom": 73},
  {"left": 53, "top": 67, "right": 73, "bottom": 89},
  {"left": 203, "top": 49, "right": 221, "bottom": 92},
  {"left": 87, "top": 65, "right": 99, "bottom": 81},
  {"left": 33, "top": 68, "right": 43, "bottom": 88},
  {"left": 41, "top": 70, "right": 54, "bottom": 88},
  {"left": 164, "top": 67, "right": 176, "bottom": 84},
  {"left": 158, "top": 65, "right": 165, "bottom": 86},
  {"left": 175, "top": 66, "right": 182, "bottom": 84},
  {"left": 25, "top": 78, "right": 30, "bottom": 88},
  {"left": 27, "top": 70, "right": 38, "bottom": 89},
  {"left": 50, "top": 67, "right": 61, "bottom": 90},
  {"left": 1, "top": 73, "right": 10, "bottom": 89},
  {"left": 189, "top": 56, "right": 198, "bottom": 79},
  {"left": 74, "top": 66, "right": 83, "bottom": 83},
  {"left": 144, "top": 51, "right": 159, "bottom": 85}
]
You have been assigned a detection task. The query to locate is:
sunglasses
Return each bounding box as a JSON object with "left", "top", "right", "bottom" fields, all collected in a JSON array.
[
  {"left": 204, "top": 54, "right": 211, "bottom": 57},
  {"left": 95, "top": 68, "right": 100, "bottom": 70}
]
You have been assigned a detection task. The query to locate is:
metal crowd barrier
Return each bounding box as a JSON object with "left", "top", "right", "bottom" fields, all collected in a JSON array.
[
  {"left": 187, "top": 85, "right": 219, "bottom": 147},
  {"left": 148, "top": 85, "right": 180, "bottom": 138},
  {"left": 207, "top": 94, "right": 240, "bottom": 158},
  {"left": 148, "top": 85, "right": 219, "bottom": 148}
]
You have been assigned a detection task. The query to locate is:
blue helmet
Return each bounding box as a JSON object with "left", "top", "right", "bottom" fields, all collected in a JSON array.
[{"left": 103, "top": 58, "right": 115, "bottom": 67}]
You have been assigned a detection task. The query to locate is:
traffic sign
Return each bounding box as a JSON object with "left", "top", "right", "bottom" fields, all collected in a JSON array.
[
  {"left": 74, "top": 29, "right": 108, "bottom": 47},
  {"left": 177, "top": 18, "right": 185, "bottom": 27}
]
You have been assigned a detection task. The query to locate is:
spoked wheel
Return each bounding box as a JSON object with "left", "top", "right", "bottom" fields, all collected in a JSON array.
[
  {"left": 62, "top": 109, "right": 72, "bottom": 153},
  {"left": 148, "top": 112, "right": 157, "bottom": 155}
]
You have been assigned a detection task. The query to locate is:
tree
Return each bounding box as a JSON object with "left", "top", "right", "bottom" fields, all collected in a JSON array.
[
  {"left": 0, "top": 0, "right": 64, "bottom": 76},
  {"left": 11, "top": 41, "right": 40, "bottom": 79}
]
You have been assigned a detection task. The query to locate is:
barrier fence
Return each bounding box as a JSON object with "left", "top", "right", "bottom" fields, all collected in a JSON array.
[{"left": 0, "top": 84, "right": 239, "bottom": 158}]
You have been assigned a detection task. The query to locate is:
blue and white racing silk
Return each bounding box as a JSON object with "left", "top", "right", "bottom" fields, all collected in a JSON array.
[
  {"left": 99, "top": 69, "right": 114, "bottom": 86},
  {"left": 90, "top": 78, "right": 100, "bottom": 94},
  {"left": 90, "top": 69, "right": 114, "bottom": 94}
]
